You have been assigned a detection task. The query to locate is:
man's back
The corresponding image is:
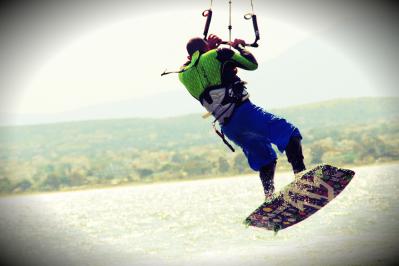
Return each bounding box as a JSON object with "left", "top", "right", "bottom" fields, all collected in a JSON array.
[{"left": 179, "top": 49, "right": 223, "bottom": 100}]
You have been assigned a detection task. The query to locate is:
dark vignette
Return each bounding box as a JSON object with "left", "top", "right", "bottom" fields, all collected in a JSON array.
[{"left": 0, "top": 0, "right": 398, "bottom": 265}]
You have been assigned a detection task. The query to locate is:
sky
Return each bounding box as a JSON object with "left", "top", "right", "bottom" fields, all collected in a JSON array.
[
  {"left": 11, "top": 12, "right": 311, "bottom": 112},
  {"left": 0, "top": 0, "right": 398, "bottom": 125}
]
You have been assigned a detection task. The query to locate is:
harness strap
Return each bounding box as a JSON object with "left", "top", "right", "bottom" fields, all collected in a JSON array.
[
  {"left": 161, "top": 69, "right": 184, "bottom": 76},
  {"left": 212, "top": 122, "right": 235, "bottom": 152}
]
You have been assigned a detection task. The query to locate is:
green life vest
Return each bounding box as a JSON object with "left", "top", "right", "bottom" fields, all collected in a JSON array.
[
  {"left": 178, "top": 50, "right": 223, "bottom": 100},
  {"left": 179, "top": 49, "right": 250, "bottom": 125}
]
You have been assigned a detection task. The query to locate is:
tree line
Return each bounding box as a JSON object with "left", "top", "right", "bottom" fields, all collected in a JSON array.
[{"left": 0, "top": 119, "right": 397, "bottom": 194}]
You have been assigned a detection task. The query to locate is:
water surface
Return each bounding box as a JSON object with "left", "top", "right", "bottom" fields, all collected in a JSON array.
[{"left": 1, "top": 164, "right": 398, "bottom": 266}]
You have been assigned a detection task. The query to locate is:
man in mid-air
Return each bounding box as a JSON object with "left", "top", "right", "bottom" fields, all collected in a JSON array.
[{"left": 178, "top": 34, "right": 306, "bottom": 199}]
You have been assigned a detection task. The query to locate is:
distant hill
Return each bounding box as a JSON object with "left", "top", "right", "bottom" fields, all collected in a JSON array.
[
  {"left": 270, "top": 97, "right": 399, "bottom": 130},
  {"left": 1, "top": 97, "right": 398, "bottom": 151},
  {"left": 0, "top": 97, "right": 398, "bottom": 194}
]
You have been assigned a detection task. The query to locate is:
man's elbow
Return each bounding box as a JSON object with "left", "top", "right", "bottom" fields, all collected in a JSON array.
[{"left": 249, "top": 63, "right": 258, "bottom": 71}]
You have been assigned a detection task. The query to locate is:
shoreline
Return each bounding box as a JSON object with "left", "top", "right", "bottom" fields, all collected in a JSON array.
[{"left": 1, "top": 160, "right": 398, "bottom": 198}]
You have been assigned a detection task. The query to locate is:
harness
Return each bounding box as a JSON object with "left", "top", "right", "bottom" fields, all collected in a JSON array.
[
  {"left": 200, "top": 81, "right": 249, "bottom": 125},
  {"left": 200, "top": 81, "right": 249, "bottom": 152}
]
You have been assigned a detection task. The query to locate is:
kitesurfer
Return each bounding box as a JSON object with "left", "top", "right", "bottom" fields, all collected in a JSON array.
[{"left": 178, "top": 34, "right": 306, "bottom": 199}]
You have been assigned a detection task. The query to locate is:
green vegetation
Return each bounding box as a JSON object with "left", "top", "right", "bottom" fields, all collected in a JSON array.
[{"left": 0, "top": 97, "right": 398, "bottom": 194}]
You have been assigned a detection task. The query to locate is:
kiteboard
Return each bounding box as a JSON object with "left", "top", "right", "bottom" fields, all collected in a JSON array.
[{"left": 244, "top": 164, "right": 355, "bottom": 232}]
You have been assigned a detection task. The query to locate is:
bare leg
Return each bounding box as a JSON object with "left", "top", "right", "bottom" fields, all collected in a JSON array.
[{"left": 259, "top": 160, "right": 277, "bottom": 199}]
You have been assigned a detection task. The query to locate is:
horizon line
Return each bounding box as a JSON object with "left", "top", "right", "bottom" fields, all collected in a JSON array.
[{"left": 1, "top": 96, "right": 397, "bottom": 128}]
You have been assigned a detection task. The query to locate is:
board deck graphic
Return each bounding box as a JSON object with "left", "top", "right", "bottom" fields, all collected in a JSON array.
[{"left": 244, "top": 164, "right": 355, "bottom": 232}]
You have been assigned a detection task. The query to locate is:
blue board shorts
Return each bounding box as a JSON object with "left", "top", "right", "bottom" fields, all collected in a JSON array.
[{"left": 221, "top": 100, "right": 302, "bottom": 171}]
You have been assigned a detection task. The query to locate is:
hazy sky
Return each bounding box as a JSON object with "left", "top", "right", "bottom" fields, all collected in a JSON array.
[
  {"left": 0, "top": 0, "right": 398, "bottom": 123},
  {"left": 11, "top": 12, "right": 315, "bottom": 114}
]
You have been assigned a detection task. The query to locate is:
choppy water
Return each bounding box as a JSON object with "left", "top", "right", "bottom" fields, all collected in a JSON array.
[{"left": 1, "top": 164, "right": 398, "bottom": 266}]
